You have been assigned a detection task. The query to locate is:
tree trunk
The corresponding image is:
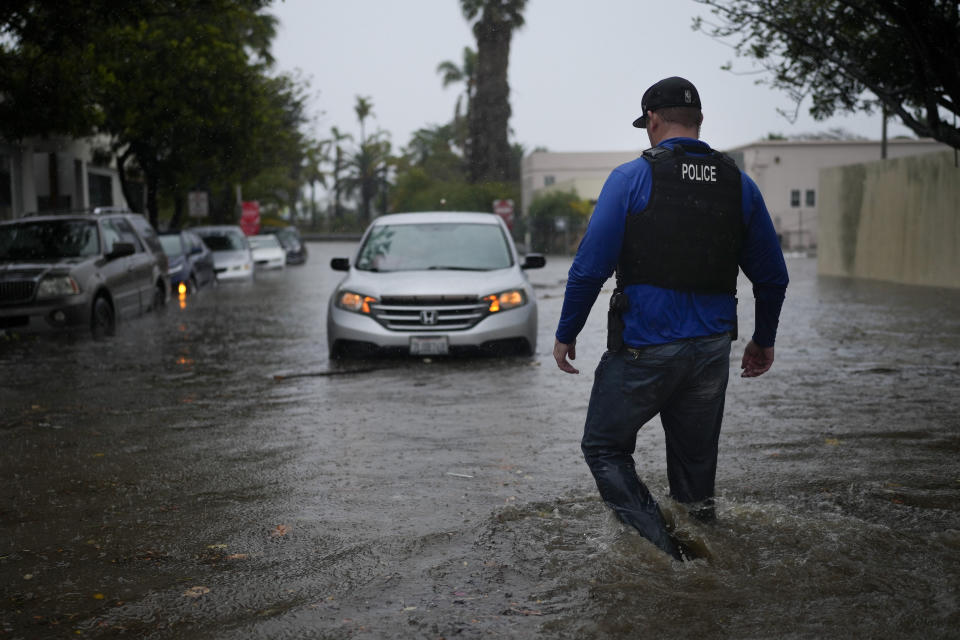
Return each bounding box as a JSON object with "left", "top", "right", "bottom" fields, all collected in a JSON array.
[
  {"left": 145, "top": 168, "right": 160, "bottom": 229},
  {"left": 468, "top": 18, "right": 513, "bottom": 184},
  {"left": 116, "top": 148, "right": 141, "bottom": 214},
  {"left": 170, "top": 193, "right": 185, "bottom": 230}
]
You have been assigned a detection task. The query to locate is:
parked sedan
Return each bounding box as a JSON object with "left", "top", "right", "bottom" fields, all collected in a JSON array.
[
  {"left": 261, "top": 226, "right": 308, "bottom": 265},
  {"left": 192, "top": 225, "right": 254, "bottom": 282},
  {"left": 159, "top": 230, "right": 216, "bottom": 294},
  {"left": 327, "top": 211, "right": 545, "bottom": 358},
  {"left": 0, "top": 211, "right": 169, "bottom": 337},
  {"left": 247, "top": 234, "right": 286, "bottom": 271}
]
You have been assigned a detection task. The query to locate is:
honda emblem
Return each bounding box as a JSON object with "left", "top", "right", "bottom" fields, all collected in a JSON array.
[{"left": 420, "top": 309, "right": 438, "bottom": 325}]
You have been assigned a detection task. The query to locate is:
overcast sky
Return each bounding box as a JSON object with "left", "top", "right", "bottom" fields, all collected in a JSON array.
[{"left": 270, "top": 0, "right": 915, "bottom": 154}]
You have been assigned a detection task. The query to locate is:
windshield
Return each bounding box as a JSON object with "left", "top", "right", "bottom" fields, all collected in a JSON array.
[
  {"left": 159, "top": 234, "right": 184, "bottom": 257},
  {"left": 355, "top": 223, "right": 513, "bottom": 272},
  {"left": 199, "top": 231, "right": 246, "bottom": 252},
  {"left": 0, "top": 220, "right": 100, "bottom": 261},
  {"left": 248, "top": 235, "right": 280, "bottom": 249}
]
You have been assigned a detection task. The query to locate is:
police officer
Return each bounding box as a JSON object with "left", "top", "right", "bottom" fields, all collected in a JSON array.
[{"left": 553, "top": 76, "right": 788, "bottom": 559}]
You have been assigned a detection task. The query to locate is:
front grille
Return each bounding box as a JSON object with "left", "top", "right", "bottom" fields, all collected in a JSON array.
[
  {"left": 0, "top": 280, "right": 36, "bottom": 303},
  {"left": 371, "top": 295, "right": 488, "bottom": 332}
]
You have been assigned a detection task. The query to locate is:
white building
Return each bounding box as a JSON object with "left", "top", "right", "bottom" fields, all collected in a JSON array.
[
  {"left": 726, "top": 138, "right": 949, "bottom": 250},
  {"left": 521, "top": 138, "right": 950, "bottom": 250},
  {"left": 0, "top": 136, "right": 130, "bottom": 220}
]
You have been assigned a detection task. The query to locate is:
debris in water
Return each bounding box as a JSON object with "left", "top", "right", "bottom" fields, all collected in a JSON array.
[
  {"left": 270, "top": 524, "right": 289, "bottom": 538},
  {"left": 183, "top": 586, "right": 210, "bottom": 598},
  {"left": 446, "top": 472, "right": 474, "bottom": 479}
]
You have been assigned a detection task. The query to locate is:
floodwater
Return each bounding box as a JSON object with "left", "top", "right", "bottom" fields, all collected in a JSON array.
[{"left": 1, "top": 243, "right": 958, "bottom": 639}]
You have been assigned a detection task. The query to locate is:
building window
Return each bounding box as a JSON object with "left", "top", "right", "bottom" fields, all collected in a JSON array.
[
  {"left": 790, "top": 189, "right": 800, "bottom": 207},
  {"left": 805, "top": 189, "right": 815, "bottom": 207},
  {"left": 88, "top": 172, "right": 113, "bottom": 208},
  {"left": 544, "top": 175, "right": 555, "bottom": 186}
]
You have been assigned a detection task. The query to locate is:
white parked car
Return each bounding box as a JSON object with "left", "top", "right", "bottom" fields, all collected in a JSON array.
[
  {"left": 327, "top": 211, "right": 545, "bottom": 358},
  {"left": 248, "top": 234, "right": 286, "bottom": 270},
  {"left": 192, "top": 225, "right": 254, "bottom": 282}
]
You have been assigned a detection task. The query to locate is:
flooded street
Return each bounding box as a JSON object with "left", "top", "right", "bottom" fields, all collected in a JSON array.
[{"left": 2, "top": 242, "right": 959, "bottom": 639}]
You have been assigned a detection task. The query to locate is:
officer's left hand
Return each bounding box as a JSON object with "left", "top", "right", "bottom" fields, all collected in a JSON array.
[
  {"left": 554, "top": 338, "right": 579, "bottom": 374},
  {"left": 741, "top": 340, "right": 774, "bottom": 377}
]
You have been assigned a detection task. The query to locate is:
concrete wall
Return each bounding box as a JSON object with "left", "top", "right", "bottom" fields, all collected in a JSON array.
[{"left": 818, "top": 150, "right": 960, "bottom": 288}]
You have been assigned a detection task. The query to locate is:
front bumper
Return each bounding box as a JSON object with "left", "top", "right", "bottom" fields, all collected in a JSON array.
[
  {"left": 327, "top": 302, "right": 537, "bottom": 354},
  {"left": 0, "top": 294, "right": 91, "bottom": 333}
]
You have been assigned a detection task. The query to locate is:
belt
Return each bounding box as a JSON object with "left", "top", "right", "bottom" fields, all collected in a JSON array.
[{"left": 621, "top": 332, "right": 732, "bottom": 356}]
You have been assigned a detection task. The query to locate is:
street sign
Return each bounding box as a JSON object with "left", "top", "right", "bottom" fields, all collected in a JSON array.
[
  {"left": 240, "top": 201, "right": 260, "bottom": 236},
  {"left": 187, "top": 191, "right": 208, "bottom": 218},
  {"left": 493, "top": 198, "right": 514, "bottom": 229}
]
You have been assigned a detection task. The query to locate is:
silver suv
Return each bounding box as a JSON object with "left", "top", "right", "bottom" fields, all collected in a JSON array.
[
  {"left": 0, "top": 210, "right": 170, "bottom": 338},
  {"left": 327, "top": 212, "right": 545, "bottom": 358}
]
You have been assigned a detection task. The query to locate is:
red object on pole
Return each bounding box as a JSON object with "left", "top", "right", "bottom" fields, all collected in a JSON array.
[
  {"left": 240, "top": 201, "right": 260, "bottom": 236},
  {"left": 493, "top": 199, "right": 514, "bottom": 230}
]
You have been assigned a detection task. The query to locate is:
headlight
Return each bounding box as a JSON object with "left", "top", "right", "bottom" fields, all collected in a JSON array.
[
  {"left": 36, "top": 275, "right": 80, "bottom": 299},
  {"left": 483, "top": 289, "right": 526, "bottom": 313},
  {"left": 336, "top": 290, "right": 376, "bottom": 314},
  {"left": 167, "top": 263, "right": 184, "bottom": 275}
]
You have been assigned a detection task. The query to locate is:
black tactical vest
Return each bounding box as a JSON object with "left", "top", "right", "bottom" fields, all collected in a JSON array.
[{"left": 617, "top": 144, "right": 744, "bottom": 295}]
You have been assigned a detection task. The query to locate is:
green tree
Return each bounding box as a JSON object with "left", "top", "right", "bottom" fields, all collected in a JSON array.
[
  {"left": 1, "top": 1, "right": 313, "bottom": 227},
  {"left": 459, "top": 0, "right": 528, "bottom": 183},
  {"left": 693, "top": 0, "right": 960, "bottom": 150},
  {"left": 527, "top": 190, "right": 592, "bottom": 254},
  {"left": 327, "top": 126, "right": 354, "bottom": 219},
  {"left": 436, "top": 46, "right": 477, "bottom": 154}
]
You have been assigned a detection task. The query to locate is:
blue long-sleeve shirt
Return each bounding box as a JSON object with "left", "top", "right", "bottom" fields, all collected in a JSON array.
[{"left": 555, "top": 137, "right": 788, "bottom": 348}]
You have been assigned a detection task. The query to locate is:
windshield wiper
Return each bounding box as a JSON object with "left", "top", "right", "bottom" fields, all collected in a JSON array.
[{"left": 426, "top": 265, "right": 489, "bottom": 271}]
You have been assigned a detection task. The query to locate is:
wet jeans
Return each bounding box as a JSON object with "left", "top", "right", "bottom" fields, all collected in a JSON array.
[{"left": 581, "top": 334, "right": 731, "bottom": 559}]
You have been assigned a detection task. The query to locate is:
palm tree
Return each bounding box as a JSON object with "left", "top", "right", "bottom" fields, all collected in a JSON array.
[
  {"left": 302, "top": 140, "right": 328, "bottom": 228},
  {"left": 459, "top": 0, "right": 527, "bottom": 184},
  {"left": 354, "top": 95, "right": 374, "bottom": 147},
  {"left": 436, "top": 46, "right": 476, "bottom": 154},
  {"left": 343, "top": 133, "right": 391, "bottom": 225},
  {"left": 328, "top": 126, "right": 353, "bottom": 219}
]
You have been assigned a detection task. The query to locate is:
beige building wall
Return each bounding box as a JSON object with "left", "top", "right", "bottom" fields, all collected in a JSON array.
[
  {"left": 521, "top": 150, "right": 639, "bottom": 216},
  {"left": 818, "top": 150, "right": 960, "bottom": 288},
  {"left": 728, "top": 139, "right": 949, "bottom": 251}
]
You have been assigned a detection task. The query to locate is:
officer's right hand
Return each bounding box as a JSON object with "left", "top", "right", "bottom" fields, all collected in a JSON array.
[{"left": 554, "top": 338, "right": 579, "bottom": 374}]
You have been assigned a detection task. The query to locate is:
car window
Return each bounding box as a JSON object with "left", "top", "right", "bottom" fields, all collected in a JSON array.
[
  {"left": 159, "top": 234, "right": 185, "bottom": 257},
  {"left": 127, "top": 215, "right": 164, "bottom": 254},
  {"left": 356, "top": 223, "right": 513, "bottom": 272},
  {"left": 103, "top": 218, "right": 143, "bottom": 252},
  {"left": 0, "top": 220, "right": 100, "bottom": 260},
  {"left": 186, "top": 232, "right": 202, "bottom": 251},
  {"left": 199, "top": 231, "right": 247, "bottom": 251}
]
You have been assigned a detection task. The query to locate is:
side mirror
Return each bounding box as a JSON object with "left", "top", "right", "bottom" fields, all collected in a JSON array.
[
  {"left": 521, "top": 254, "right": 546, "bottom": 269},
  {"left": 330, "top": 257, "right": 350, "bottom": 271},
  {"left": 190, "top": 246, "right": 203, "bottom": 255},
  {"left": 106, "top": 242, "right": 135, "bottom": 260}
]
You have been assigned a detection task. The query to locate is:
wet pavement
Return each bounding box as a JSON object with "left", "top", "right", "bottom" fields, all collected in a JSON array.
[{"left": 1, "top": 243, "right": 959, "bottom": 639}]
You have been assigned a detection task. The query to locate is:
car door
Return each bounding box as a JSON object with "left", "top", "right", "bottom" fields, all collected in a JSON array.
[
  {"left": 111, "top": 217, "right": 155, "bottom": 313},
  {"left": 98, "top": 219, "right": 140, "bottom": 319}
]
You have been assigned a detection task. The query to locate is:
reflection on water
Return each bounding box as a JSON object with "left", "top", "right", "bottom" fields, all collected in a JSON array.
[{"left": 1, "top": 251, "right": 958, "bottom": 639}]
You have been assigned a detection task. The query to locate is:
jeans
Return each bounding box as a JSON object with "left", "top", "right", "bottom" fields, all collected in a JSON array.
[{"left": 581, "top": 334, "right": 731, "bottom": 558}]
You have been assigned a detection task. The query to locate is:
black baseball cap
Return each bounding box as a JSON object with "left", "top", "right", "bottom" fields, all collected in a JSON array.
[{"left": 632, "top": 76, "right": 701, "bottom": 128}]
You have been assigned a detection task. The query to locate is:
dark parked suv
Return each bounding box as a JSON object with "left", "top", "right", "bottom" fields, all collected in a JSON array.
[{"left": 0, "top": 209, "right": 170, "bottom": 337}]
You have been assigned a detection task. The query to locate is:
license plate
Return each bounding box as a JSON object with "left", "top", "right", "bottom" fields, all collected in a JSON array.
[{"left": 409, "top": 336, "right": 449, "bottom": 356}]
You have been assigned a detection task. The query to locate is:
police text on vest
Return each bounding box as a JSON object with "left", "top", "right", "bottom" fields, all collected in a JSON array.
[{"left": 681, "top": 163, "right": 717, "bottom": 183}]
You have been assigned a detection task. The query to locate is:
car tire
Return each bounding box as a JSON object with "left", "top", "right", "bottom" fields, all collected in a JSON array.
[
  {"left": 152, "top": 281, "right": 167, "bottom": 310},
  {"left": 91, "top": 296, "right": 116, "bottom": 339}
]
